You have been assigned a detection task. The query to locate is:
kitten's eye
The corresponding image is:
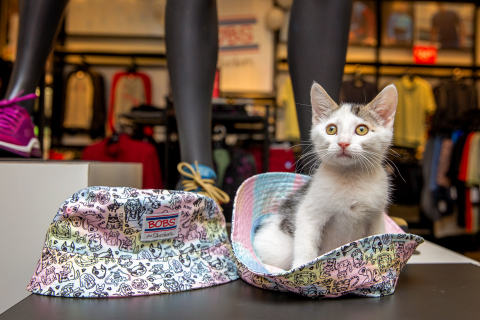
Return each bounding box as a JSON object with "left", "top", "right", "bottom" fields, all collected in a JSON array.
[
  {"left": 326, "top": 125, "right": 337, "bottom": 135},
  {"left": 355, "top": 125, "right": 369, "bottom": 136}
]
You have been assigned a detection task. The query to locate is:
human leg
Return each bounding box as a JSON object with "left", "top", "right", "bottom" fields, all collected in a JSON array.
[
  {"left": 0, "top": 0, "right": 68, "bottom": 157},
  {"left": 5, "top": 0, "right": 69, "bottom": 113}
]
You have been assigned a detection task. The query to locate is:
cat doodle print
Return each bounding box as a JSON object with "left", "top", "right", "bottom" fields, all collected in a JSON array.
[{"left": 27, "top": 187, "right": 238, "bottom": 298}]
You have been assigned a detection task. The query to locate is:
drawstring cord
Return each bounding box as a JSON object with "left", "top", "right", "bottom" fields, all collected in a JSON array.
[{"left": 177, "top": 161, "right": 230, "bottom": 210}]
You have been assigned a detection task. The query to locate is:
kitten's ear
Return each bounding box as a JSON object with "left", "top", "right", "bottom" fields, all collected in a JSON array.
[
  {"left": 368, "top": 84, "right": 398, "bottom": 129},
  {"left": 310, "top": 82, "right": 337, "bottom": 126}
]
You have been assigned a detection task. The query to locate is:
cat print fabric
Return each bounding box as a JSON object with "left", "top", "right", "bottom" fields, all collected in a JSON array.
[
  {"left": 27, "top": 187, "right": 238, "bottom": 298},
  {"left": 232, "top": 173, "right": 424, "bottom": 298}
]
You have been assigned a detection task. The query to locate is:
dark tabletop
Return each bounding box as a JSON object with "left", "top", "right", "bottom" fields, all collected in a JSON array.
[{"left": 3, "top": 264, "right": 480, "bottom": 320}]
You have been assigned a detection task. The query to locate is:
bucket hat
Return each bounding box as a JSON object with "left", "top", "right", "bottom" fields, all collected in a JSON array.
[
  {"left": 27, "top": 187, "right": 238, "bottom": 298},
  {"left": 231, "top": 172, "right": 424, "bottom": 298}
]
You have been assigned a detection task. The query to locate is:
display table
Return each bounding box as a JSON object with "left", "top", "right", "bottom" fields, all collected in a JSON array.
[{"left": 2, "top": 264, "right": 480, "bottom": 320}]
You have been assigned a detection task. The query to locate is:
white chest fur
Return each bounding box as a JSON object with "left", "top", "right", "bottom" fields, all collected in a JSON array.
[{"left": 305, "top": 165, "right": 389, "bottom": 219}]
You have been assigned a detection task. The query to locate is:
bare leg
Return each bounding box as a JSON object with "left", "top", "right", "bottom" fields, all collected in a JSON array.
[
  {"left": 165, "top": 0, "right": 217, "bottom": 169},
  {"left": 288, "top": 0, "right": 353, "bottom": 167},
  {"left": 5, "top": 0, "right": 68, "bottom": 113}
]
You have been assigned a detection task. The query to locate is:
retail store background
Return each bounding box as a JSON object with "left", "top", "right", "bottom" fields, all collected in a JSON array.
[{"left": 1, "top": 0, "right": 480, "bottom": 314}]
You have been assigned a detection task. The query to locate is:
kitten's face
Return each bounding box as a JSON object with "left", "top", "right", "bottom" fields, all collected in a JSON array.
[{"left": 310, "top": 83, "right": 397, "bottom": 169}]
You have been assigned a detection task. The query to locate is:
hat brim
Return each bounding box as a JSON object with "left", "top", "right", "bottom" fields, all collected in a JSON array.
[
  {"left": 27, "top": 240, "right": 238, "bottom": 298},
  {"left": 231, "top": 172, "right": 424, "bottom": 298}
]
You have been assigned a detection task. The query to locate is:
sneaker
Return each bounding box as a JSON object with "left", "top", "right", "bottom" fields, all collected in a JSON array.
[
  {"left": 0, "top": 104, "right": 41, "bottom": 157},
  {"left": 177, "top": 161, "right": 230, "bottom": 208}
]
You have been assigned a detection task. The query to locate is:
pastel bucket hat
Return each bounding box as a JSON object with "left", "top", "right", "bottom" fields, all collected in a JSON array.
[
  {"left": 27, "top": 187, "right": 238, "bottom": 298},
  {"left": 231, "top": 172, "right": 424, "bottom": 298}
]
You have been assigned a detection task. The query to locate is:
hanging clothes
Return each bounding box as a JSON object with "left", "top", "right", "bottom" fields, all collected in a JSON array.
[
  {"left": 339, "top": 79, "right": 377, "bottom": 104},
  {"left": 58, "top": 68, "right": 106, "bottom": 139},
  {"left": 213, "top": 148, "right": 231, "bottom": 189},
  {"left": 82, "top": 134, "right": 163, "bottom": 189},
  {"left": 392, "top": 75, "right": 436, "bottom": 149},
  {"left": 432, "top": 79, "right": 478, "bottom": 134},
  {"left": 421, "top": 138, "right": 442, "bottom": 221},
  {"left": 389, "top": 147, "right": 423, "bottom": 206},
  {"left": 221, "top": 147, "right": 258, "bottom": 222},
  {"left": 436, "top": 138, "right": 454, "bottom": 188},
  {"left": 108, "top": 71, "right": 152, "bottom": 132},
  {"left": 465, "top": 132, "right": 480, "bottom": 187},
  {"left": 276, "top": 76, "right": 300, "bottom": 141}
]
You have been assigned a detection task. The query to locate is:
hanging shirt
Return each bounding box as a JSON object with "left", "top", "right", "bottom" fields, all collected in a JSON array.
[
  {"left": 61, "top": 69, "right": 106, "bottom": 139},
  {"left": 432, "top": 80, "right": 478, "bottom": 134},
  {"left": 393, "top": 76, "right": 436, "bottom": 149},
  {"left": 64, "top": 71, "right": 94, "bottom": 130},
  {"left": 435, "top": 138, "right": 454, "bottom": 188},
  {"left": 458, "top": 132, "right": 476, "bottom": 182},
  {"left": 340, "top": 79, "right": 377, "bottom": 104},
  {"left": 466, "top": 132, "right": 480, "bottom": 187},
  {"left": 277, "top": 76, "right": 300, "bottom": 141},
  {"left": 108, "top": 71, "right": 152, "bottom": 132}
]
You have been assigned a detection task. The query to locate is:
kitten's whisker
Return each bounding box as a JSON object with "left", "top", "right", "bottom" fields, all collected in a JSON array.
[
  {"left": 295, "top": 151, "right": 321, "bottom": 173},
  {"left": 302, "top": 156, "right": 321, "bottom": 175},
  {"left": 289, "top": 143, "right": 313, "bottom": 150},
  {"left": 295, "top": 103, "right": 312, "bottom": 107},
  {"left": 387, "top": 148, "right": 401, "bottom": 157},
  {"left": 294, "top": 151, "right": 317, "bottom": 169},
  {"left": 358, "top": 154, "right": 374, "bottom": 174},
  {"left": 364, "top": 149, "right": 404, "bottom": 180},
  {"left": 360, "top": 153, "right": 380, "bottom": 175}
]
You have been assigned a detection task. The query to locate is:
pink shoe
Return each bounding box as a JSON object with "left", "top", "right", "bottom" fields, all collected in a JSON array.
[{"left": 0, "top": 93, "right": 41, "bottom": 157}]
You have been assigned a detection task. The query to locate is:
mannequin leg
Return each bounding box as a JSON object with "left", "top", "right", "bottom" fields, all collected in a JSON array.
[
  {"left": 288, "top": 0, "right": 353, "bottom": 159},
  {"left": 4, "top": 0, "right": 69, "bottom": 113},
  {"left": 0, "top": 0, "right": 67, "bottom": 157},
  {"left": 165, "top": 0, "right": 217, "bottom": 169}
]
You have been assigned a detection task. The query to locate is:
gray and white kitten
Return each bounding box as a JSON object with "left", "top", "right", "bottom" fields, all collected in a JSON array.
[{"left": 253, "top": 82, "right": 398, "bottom": 270}]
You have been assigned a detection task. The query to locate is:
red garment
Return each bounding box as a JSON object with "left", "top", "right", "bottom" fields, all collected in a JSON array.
[
  {"left": 249, "top": 147, "right": 296, "bottom": 173},
  {"left": 82, "top": 134, "right": 163, "bottom": 189},
  {"left": 457, "top": 132, "right": 475, "bottom": 182},
  {"left": 269, "top": 148, "right": 296, "bottom": 173}
]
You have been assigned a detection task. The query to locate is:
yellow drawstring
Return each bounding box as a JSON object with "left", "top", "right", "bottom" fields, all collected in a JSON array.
[{"left": 177, "top": 161, "right": 230, "bottom": 210}]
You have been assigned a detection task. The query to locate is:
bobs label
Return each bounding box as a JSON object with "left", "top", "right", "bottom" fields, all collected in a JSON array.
[{"left": 141, "top": 211, "right": 180, "bottom": 242}]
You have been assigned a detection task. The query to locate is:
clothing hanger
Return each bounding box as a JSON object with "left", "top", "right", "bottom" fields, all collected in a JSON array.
[
  {"left": 126, "top": 57, "right": 138, "bottom": 74},
  {"left": 452, "top": 68, "right": 463, "bottom": 81},
  {"left": 107, "top": 122, "right": 132, "bottom": 145},
  {"left": 75, "top": 55, "right": 89, "bottom": 79},
  {"left": 353, "top": 64, "right": 364, "bottom": 87},
  {"left": 212, "top": 124, "right": 227, "bottom": 149},
  {"left": 405, "top": 67, "right": 416, "bottom": 82}
]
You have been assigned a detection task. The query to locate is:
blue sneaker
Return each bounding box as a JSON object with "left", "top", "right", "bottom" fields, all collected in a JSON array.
[{"left": 177, "top": 161, "right": 230, "bottom": 208}]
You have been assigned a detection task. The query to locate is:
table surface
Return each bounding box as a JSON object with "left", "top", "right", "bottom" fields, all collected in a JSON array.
[{"left": 2, "top": 264, "right": 480, "bottom": 320}]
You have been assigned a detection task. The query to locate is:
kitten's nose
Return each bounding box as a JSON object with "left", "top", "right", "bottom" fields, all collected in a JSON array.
[{"left": 338, "top": 142, "right": 350, "bottom": 150}]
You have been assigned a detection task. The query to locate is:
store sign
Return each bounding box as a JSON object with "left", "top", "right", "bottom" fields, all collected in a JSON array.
[
  {"left": 219, "top": 15, "right": 258, "bottom": 54},
  {"left": 217, "top": 0, "right": 274, "bottom": 93},
  {"left": 413, "top": 45, "right": 437, "bottom": 64}
]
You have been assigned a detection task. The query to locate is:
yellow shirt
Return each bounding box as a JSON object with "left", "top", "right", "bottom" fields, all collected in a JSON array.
[
  {"left": 277, "top": 77, "right": 300, "bottom": 141},
  {"left": 393, "top": 76, "right": 436, "bottom": 148}
]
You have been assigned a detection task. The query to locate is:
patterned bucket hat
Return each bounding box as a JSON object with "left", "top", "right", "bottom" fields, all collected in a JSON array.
[
  {"left": 27, "top": 187, "right": 238, "bottom": 298},
  {"left": 231, "top": 172, "right": 424, "bottom": 298}
]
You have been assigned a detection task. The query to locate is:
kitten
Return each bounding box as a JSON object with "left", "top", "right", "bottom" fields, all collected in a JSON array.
[{"left": 253, "top": 82, "right": 398, "bottom": 270}]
